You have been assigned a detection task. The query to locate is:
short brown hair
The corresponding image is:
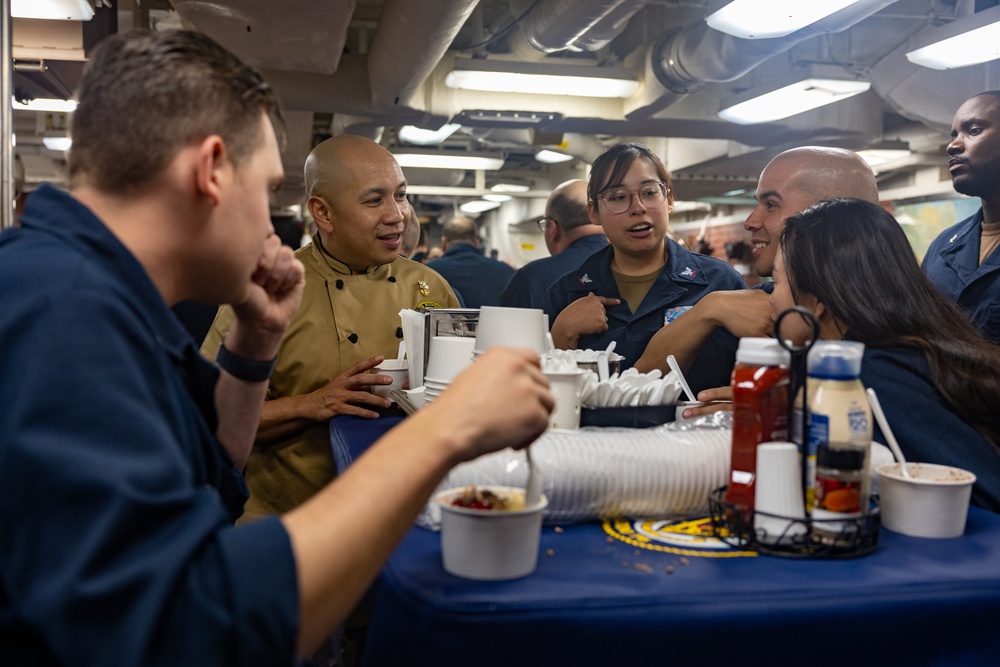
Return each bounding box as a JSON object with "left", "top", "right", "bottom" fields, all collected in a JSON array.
[{"left": 69, "top": 30, "right": 282, "bottom": 193}]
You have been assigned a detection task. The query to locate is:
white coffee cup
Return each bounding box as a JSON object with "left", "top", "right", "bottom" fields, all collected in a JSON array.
[
  {"left": 545, "top": 370, "right": 585, "bottom": 430},
  {"left": 754, "top": 442, "right": 808, "bottom": 545},
  {"left": 475, "top": 306, "right": 548, "bottom": 354},
  {"left": 425, "top": 336, "right": 475, "bottom": 383},
  {"left": 372, "top": 358, "right": 408, "bottom": 399}
]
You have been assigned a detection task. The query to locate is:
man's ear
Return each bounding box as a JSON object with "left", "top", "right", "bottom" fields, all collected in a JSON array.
[
  {"left": 545, "top": 220, "right": 561, "bottom": 246},
  {"left": 195, "top": 135, "right": 227, "bottom": 206},
  {"left": 307, "top": 195, "right": 334, "bottom": 233}
]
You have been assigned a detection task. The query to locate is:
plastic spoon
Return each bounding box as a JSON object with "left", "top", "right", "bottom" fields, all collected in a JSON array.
[
  {"left": 667, "top": 355, "right": 696, "bottom": 403},
  {"left": 525, "top": 448, "right": 543, "bottom": 507},
  {"left": 865, "top": 388, "right": 912, "bottom": 478}
]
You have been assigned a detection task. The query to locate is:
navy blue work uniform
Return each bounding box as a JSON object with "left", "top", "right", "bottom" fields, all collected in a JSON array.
[
  {"left": 923, "top": 209, "right": 1000, "bottom": 342},
  {"left": 541, "top": 242, "right": 746, "bottom": 394},
  {"left": 499, "top": 234, "right": 608, "bottom": 309},
  {"left": 426, "top": 242, "right": 515, "bottom": 308},
  {"left": 0, "top": 185, "right": 298, "bottom": 665},
  {"left": 860, "top": 344, "right": 1000, "bottom": 513}
]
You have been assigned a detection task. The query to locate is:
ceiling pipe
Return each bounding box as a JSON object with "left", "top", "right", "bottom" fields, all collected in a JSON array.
[
  {"left": 572, "top": 0, "right": 651, "bottom": 52},
  {"left": 367, "top": 0, "right": 480, "bottom": 109},
  {"left": 505, "top": 0, "right": 648, "bottom": 60},
  {"left": 627, "top": 0, "right": 901, "bottom": 119}
]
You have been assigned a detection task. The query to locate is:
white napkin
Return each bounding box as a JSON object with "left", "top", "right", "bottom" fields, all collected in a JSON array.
[{"left": 398, "top": 309, "right": 426, "bottom": 388}]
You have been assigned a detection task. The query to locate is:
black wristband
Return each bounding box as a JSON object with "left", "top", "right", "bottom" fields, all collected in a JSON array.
[{"left": 216, "top": 343, "right": 277, "bottom": 383}]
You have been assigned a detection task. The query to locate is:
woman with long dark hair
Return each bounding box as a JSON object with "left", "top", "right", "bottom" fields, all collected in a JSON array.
[
  {"left": 772, "top": 197, "right": 1000, "bottom": 511},
  {"left": 541, "top": 142, "right": 746, "bottom": 393}
]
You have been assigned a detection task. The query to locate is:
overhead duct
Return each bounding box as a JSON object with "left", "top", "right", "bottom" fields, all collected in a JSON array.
[
  {"left": 869, "top": 23, "right": 1000, "bottom": 133},
  {"left": 367, "top": 0, "right": 479, "bottom": 109},
  {"left": 572, "top": 0, "right": 650, "bottom": 52},
  {"left": 627, "top": 0, "right": 901, "bottom": 119},
  {"left": 505, "top": 0, "right": 649, "bottom": 59}
]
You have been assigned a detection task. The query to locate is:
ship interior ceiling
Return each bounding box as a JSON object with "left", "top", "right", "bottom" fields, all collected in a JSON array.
[{"left": 8, "top": 0, "right": 1000, "bottom": 267}]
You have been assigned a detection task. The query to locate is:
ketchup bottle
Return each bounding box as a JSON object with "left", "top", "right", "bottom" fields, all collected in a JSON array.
[{"left": 724, "top": 338, "right": 790, "bottom": 513}]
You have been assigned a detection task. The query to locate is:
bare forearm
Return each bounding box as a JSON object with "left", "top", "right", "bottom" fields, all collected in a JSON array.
[
  {"left": 256, "top": 395, "right": 320, "bottom": 445},
  {"left": 214, "top": 375, "right": 269, "bottom": 467},
  {"left": 280, "top": 347, "right": 553, "bottom": 658},
  {"left": 282, "top": 407, "right": 463, "bottom": 657},
  {"left": 634, "top": 300, "right": 718, "bottom": 374},
  {"left": 212, "top": 320, "right": 285, "bottom": 468}
]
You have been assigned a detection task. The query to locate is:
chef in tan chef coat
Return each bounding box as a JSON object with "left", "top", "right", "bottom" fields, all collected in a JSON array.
[{"left": 202, "top": 135, "right": 460, "bottom": 520}]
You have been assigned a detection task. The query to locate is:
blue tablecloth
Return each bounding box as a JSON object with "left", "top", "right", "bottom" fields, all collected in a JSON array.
[{"left": 330, "top": 415, "right": 1000, "bottom": 667}]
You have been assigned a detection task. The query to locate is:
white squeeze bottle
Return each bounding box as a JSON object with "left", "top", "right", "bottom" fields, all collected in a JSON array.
[{"left": 794, "top": 341, "right": 872, "bottom": 513}]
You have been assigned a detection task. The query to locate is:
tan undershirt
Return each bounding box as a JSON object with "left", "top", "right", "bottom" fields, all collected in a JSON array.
[
  {"left": 981, "top": 220, "right": 1000, "bottom": 266},
  {"left": 612, "top": 268, "right": 661, "bottom": 314}
]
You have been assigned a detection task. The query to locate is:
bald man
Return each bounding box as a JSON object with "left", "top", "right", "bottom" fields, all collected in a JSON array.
[
  {"left": 634, "top": 147, "right": 879, "bottom": 414},
  {"left": 499, "top": 179, "right": 608, "bottom": 309},
  {"left": 202, "top": 135, "right": 460, "bottom": 519},
  {"left": 426, "top": 215, "right": 515, "bottom": 308}
]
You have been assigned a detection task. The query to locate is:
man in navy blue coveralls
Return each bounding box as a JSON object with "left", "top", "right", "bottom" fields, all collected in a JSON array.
[
  {"left": 0, "top": 29, "right": 552, "bottom": 667},
  {"left": 923, "top": 91, "right": 1000, "bottom": 342}
]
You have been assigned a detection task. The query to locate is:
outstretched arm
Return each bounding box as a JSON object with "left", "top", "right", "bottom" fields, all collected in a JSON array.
[
  {"left": 283, "top": 347, "right": 554, "bottom": 658},
  {"left": 634, "top": 289, "right": 773, "bottom": 375}
]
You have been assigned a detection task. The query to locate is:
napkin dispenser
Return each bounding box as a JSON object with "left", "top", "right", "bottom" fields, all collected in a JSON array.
[{"left": 423, "top": 308, "right": 479, "bottom": 377}]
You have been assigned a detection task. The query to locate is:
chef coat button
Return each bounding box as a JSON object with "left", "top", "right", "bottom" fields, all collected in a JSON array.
[
  {"left": 348, "top": 333, "right": 359, "bottom": 344},
  {"left": 388, "top": 276, "right": 397, "bottom": 283},
  {"left": 395, "top": 327, "right": 404, "bottom": 339},
  {"left": 335, "top": 280, "right": 344, "bottom": 289}
]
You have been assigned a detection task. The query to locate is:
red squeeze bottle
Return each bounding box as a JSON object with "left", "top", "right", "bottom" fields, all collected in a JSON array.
[{"left": 724, "top": 338, "right": 791, "bottom": 513}]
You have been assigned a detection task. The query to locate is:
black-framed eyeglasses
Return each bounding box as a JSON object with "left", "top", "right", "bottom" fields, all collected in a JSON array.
[
  {"left": 595, "top": 182, "right": 669, "bottom": 214},
  {"left": 535, "top": 215, "right": 558, "bottom": 232}
]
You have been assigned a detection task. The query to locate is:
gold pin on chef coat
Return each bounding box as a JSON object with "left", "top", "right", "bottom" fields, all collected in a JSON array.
[{"left": 417, "top": 279, "right": 430, "bottom": 296}]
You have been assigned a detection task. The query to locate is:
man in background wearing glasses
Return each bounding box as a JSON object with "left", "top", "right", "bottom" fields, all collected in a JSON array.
[{"left": 499, "top": 179, "right": 607, "bottom": 309}]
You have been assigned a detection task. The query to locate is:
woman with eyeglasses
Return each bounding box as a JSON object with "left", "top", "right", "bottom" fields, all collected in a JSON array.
[
  {"left": 541, "top": 142, "right": 747, "bottom": 393},
  {"left": 772, "top": 197, "right": 1000, "bottom": 511}
]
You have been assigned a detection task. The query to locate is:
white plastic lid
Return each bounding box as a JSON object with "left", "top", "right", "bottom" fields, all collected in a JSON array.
[
  {"left": 807, "top": 341, "right": 865, "bottom": 379},
  {"left": 736, "top": 337, "right": 790, "bottom": 366}
]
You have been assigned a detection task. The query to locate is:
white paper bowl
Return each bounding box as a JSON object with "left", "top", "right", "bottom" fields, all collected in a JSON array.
[
  {"left": 876, "top": 463, "right": 976, "bottom": 539},
  {"left": 435, "top": 485, "right": 547, "bottom": 580},
  {"left": 372, "top": 359, "right": 408, "bottom": 399}
]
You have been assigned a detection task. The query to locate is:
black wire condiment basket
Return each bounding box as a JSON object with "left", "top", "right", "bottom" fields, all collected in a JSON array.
[{"left": 707, "top": 306, "right": 880, "bottom": 558}]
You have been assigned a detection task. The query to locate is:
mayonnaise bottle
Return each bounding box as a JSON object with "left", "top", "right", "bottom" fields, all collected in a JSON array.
[{"left": 793, "top": 341, "right": 872, "bottom": 513}]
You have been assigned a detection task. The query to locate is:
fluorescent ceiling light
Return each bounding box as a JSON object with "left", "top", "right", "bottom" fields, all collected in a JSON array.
[
  {"left": 43, "top": 136, "right": 73, "bottom": 151},
  {"left": 534, "top": 149, "right": 574, "bottom": 164},
  {"left": 706, "top": 0, "right": 862, "bottom": 39},
  {"left": 856, "top": 149, "right": 911, "bottom": 167},
  {"left": 446, "top": 58, "right": 639, "bottom": 98},
  {"left": 491, "top": 182, "right": 530, "bottom": 193},
  {"left": 482, "top": 194, "right": 512, "bottom": 202},
  {"left": 460, "top": 200, "right": 502, "bottom": 214},
  {"left": 398, "top": 123, "right": 461, "bottom": 145},
  {"left": 718, "top": 72, "right": 870, "bottom": 125},
  {"left": 393, "top": 150, "right": 505, "bottom": 171},
  {"left": 11, "top": 0, "right": 94, "bottom": 20},
  {"left": 905, "top": 6, "right": 1000, "bottom": 70},
  {"left": 12, "top": 98, "right": 78, "bottom": 113}
]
